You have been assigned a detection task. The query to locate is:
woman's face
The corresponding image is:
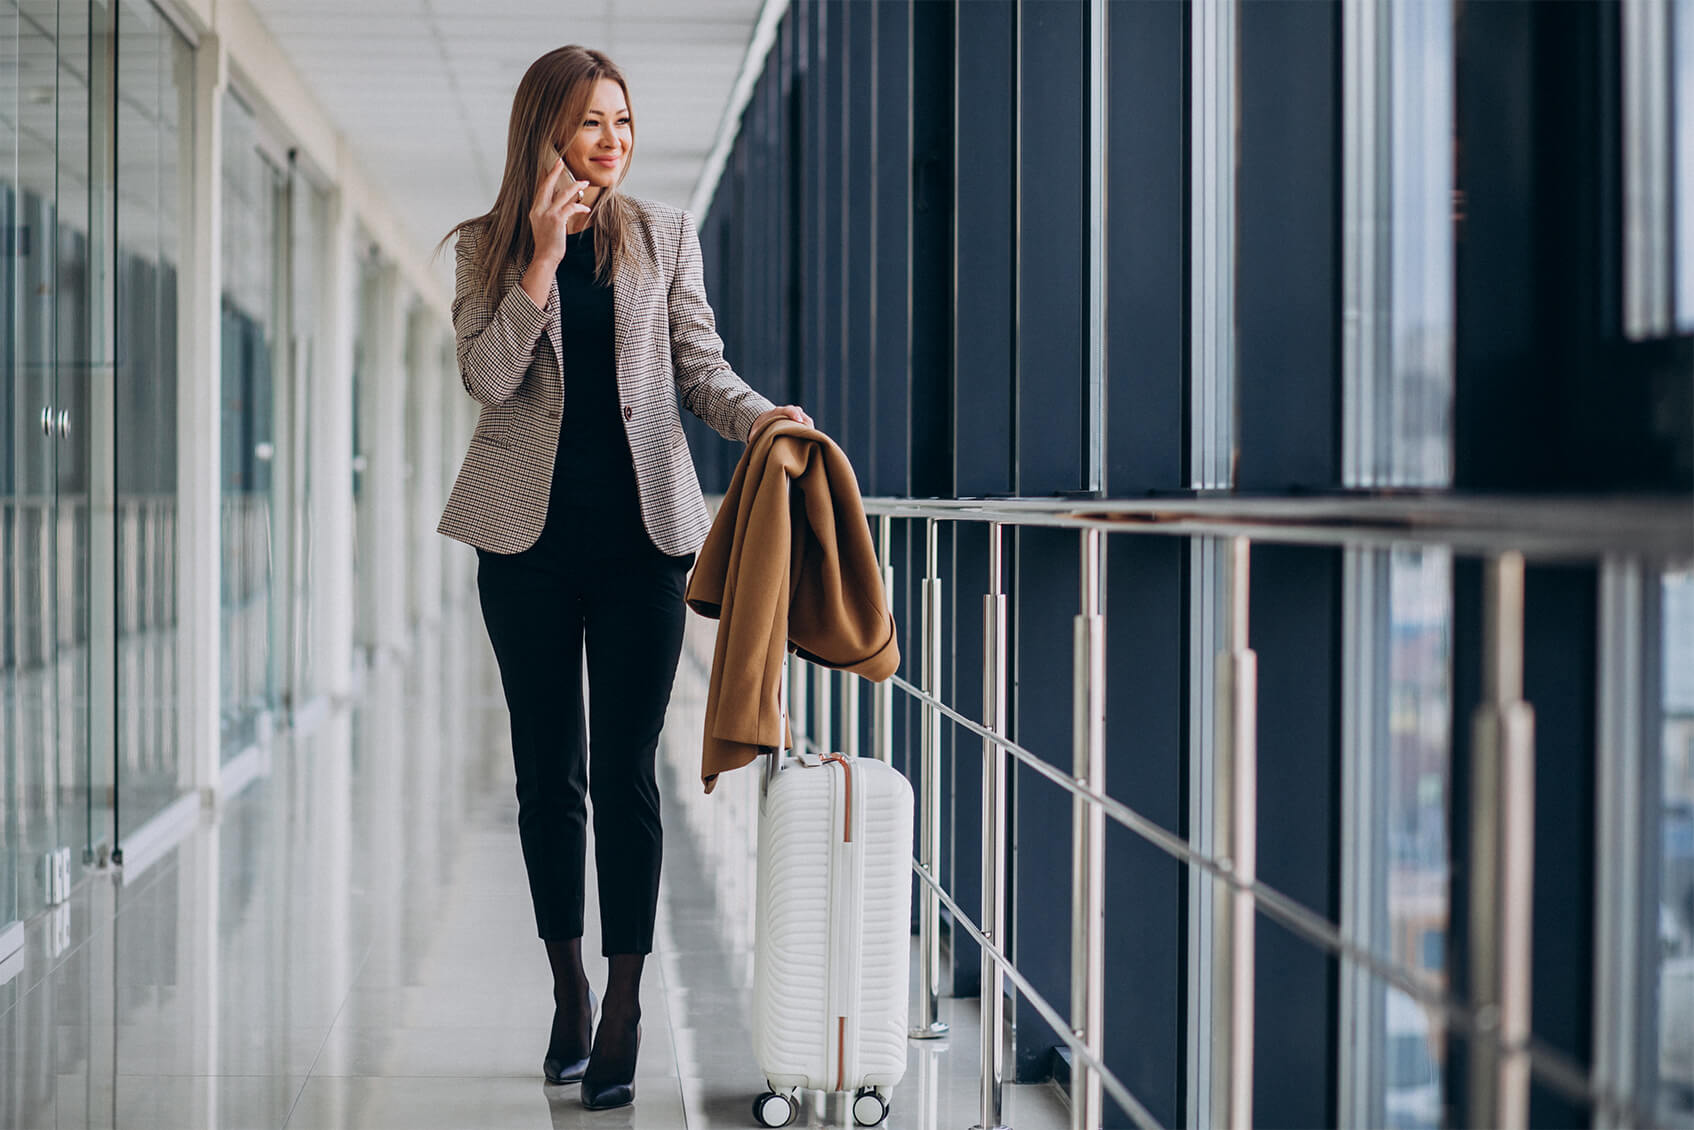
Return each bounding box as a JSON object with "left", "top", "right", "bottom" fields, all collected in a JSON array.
[{"left": 560, "top": 77, "right": 632, "bottom": 188}]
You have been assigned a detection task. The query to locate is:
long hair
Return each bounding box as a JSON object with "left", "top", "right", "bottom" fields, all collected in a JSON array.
[{"left": 436, "top": 45, "right": 636, "bottom": 297}]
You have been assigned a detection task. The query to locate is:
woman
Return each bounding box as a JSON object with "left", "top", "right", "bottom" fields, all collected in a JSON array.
[{"left": 435, "top": 45, "right": 810, "bottom": 1110}]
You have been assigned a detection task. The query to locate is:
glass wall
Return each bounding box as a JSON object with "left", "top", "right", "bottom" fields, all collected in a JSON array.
[
  {"left": 1675, "top": 0, "right": 1692, "bottom": 332},
  {"left": 1, "top": 0, "right": 185, "bottom": 924},
  {"left": 1343, "top": 0, "right": 1455, "bottom": 487},
  {"left": 218, "top": 88, "right": 283, "bottom": 758},
  {"left": 3, "top": 0, "right": 98, "bottom": 927},
  {"left": 279, "top": 174, "right": 329, "bottom": 710},
  {"left": 114, "top": 0, "right": 192, "bottom": 832},
  {"left": 350, "top": 235, "right": 380, "bottom": 650},
  {"left": 1341, "top": 548, "right": 1453, "bottom": 1130},
  {"left": 1660, "top": 570, "right": 1694, "bottom": 1125}
]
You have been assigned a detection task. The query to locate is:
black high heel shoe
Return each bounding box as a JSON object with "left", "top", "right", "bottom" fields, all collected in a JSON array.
[
  {"left": 544, "top": 988, "right": 598, "bottom": 1085},
  {"left": 580, "top": 1020, "right": 641, "bottom": 1110}
]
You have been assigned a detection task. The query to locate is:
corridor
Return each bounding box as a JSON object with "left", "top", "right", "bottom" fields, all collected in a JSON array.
[{"left": 0, "top": 606, "right": 1070, "bottom": 1130}]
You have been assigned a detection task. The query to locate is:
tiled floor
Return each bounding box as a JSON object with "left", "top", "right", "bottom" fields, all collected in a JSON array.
[{"left": 0, "top": 606, "right": 1068, "bottom": 1129}]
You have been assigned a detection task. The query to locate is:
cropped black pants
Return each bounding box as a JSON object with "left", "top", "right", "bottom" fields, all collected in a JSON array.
[{"left": 475, "top": 501, "right": 693, "bottom": 955}]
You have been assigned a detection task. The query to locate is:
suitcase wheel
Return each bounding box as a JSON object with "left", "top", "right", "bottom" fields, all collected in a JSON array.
[
  {"left": 753, "top": 1089, "right": 798, "bottom": 1128},
  {"left": 852, "top": 1087, "right": 890, "bottom": 1127}
]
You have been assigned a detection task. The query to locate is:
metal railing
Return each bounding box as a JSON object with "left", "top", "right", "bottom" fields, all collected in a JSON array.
[{"left": 783, "top": 493, "right": 1691, "bottom": 1130}]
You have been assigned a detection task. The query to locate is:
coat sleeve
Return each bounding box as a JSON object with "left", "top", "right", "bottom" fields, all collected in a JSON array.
[
  {"left": 452, "top": 224, "right": 556, "bottom": 407},
  {"left": 668, "top": 208, "right": 777, "bottom": 442}
]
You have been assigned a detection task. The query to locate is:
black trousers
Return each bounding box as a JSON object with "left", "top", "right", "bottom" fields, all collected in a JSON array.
[{"left": 475, "top": 500, "right": 693, "bottom": 955}]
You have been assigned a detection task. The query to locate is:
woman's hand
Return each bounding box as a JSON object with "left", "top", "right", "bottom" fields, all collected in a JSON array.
[
  {"left": 529, "top": 158, "right": 590, "bottom": 268},
  {"left": 749, "top": 405, "right": 813, "bottom": 442}
]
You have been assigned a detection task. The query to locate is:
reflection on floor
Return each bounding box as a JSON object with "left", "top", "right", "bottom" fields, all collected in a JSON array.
[{"left": 0, "top": 604, "right": 1070, "bottom": 1129}]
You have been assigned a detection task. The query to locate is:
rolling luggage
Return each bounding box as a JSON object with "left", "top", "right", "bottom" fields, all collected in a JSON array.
[{"left": 749, "top": 743, "right": 914, "bottom": 1128}]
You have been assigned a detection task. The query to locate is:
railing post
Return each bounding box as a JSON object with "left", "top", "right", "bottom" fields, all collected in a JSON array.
[
  {"left": 911, "top": 517, "right": 950, "bottom": 1038},
  {"left": 1466, "top": 552, "right": 1535, "bottom": 1130},
  {"left": 1212, "top": 536, "right": 1257, "bottom": 1130},
  {"left": 974, "top": 522, "right": 1011, "bottom": 1130},
  {"left": 790, "top": 649, "right": 809, "bottom": 761},
  {"left": 1071, "top": 528, "right": 1107, "bottom": 1130},
  {"left": 815, "top": 663, "right": 834, "bottom": 755},
  {"left": 874, "top": 513, "right": 894, "bottom": 765},
  {"left": 844, "top": 671, "right": 862, "bottom": 760}
]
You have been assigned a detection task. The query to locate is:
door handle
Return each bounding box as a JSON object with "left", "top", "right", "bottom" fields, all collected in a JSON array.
[
  {"left": 41, "top": 405, "right": 53, "bottom": 436},
  {"left": 56, "top": 409, "right": 70, "bottom": 439}
]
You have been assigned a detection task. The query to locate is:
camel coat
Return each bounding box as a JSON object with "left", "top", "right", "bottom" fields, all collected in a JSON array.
[{"left": 684, "top": 418, "right": 899, "bottom": 793}]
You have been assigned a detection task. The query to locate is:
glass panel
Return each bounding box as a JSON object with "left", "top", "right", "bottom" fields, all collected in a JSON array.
[
  {"left": 5, "top": 0, "right": 61, "bottom": 924},
  {"left": 1343, "top": 0, "right": 1455, "bottom": 487},
  {"left": 1676, "top": 0, "right": 1692, "bottom": 331},
  {"left": 350, "top": 238, "right": 378, "bottom": 648},
  {"left": 1341, "top": 547, "right": 1453, "bottom": 1130},
  {"left": 86, "top": 0, "right": 118, "bottom": 870},
  {"left": 218, "top": 90, "right": 281, "bottom": 760},
  {"left": 55, "top": 0, "right": 95, "bottom": 880},
  {"left": 1658, "top": 570, "right": 1694, "bottom": 1125},
  {"left": 2, "top": 0, "right": 23, "bottom": 933},
  {"left": 283, "top": 177, "right": 326, "bottom": 705},
  {"left": 113, "top": 0, "right": 189, "bottom": 830}
]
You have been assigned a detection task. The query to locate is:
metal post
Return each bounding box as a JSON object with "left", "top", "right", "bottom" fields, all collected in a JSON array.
[
  {"left": 791, "top": 650, "right": 809, "bottom": 761},
  {"left": 974, "top": 523, "right": 1011, "bottom": 1130},
  {"left": 1466, "top": 552, "right": 1535, "bottom": 1130},
  {"left": 911, "top": 517, "right": 950, "bottom": 1038},
  {"left": 1071, "top": 529, "right": 1107, "bottom": 1130},
  {"left": 874, "top": 513, "right": 894, "bottom": 765},
  {"left": 1211, "top": 536, "right": 1257, "bottom": 1130},
  {"left": 844, "top": 672, "right": 862, "bottom": 760},
  {"left": 815, "top": 664, "right": 834, "bottom": 755}
]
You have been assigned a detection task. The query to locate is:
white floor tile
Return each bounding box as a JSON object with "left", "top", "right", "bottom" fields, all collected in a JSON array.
[{"left": 0, "top": 612, "right": 1071, "bottom": 1130}]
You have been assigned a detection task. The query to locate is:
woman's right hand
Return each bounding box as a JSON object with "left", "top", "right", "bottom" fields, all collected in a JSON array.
[{"left": 529, "top": 157, "right": 589, "bottom": 268}]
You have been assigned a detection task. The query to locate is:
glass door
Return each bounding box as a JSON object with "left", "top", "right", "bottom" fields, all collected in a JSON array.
[
  {"left": 3, "top": 0, "right": 67, "bottom": 932},
  {"left": 0, "top": 0, "right": 123, "bottom": 930},
  {"left": 218, "top": 88, "right": 284, "bottom": 757},
  {"left": 1, "top": 0, "right": 16, "bottom": 943}
]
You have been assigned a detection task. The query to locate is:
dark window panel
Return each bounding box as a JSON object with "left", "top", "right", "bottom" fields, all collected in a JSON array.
[
  {"left": 872, "top": 0, "right": 916, "bottom": 497},
  {"left": 1014, "top": 0, "right": 1087, "bottom": 497},
  {"left": 1106, "top": 0, "right": 1186, "bottom": 496},
  {"left": 952, "top": 0, "right": 1015, "bottom": 498},
  {"left": 1235, "top": 0, "right": 1342, "bottom": 491}
]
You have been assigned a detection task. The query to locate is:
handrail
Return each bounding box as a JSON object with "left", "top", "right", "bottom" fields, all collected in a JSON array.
[
  {"left": 907, "top": 859, "right": 1167, "bottom": 1130},
  {"left": 876, "top": 668, "right": 1658, "bottom": 1127},
  {"left": 784, "top": 496, "right": 1684, "bottom": 1129},
  {"left": 859, "top": 494, "right": 1693, "bottom": 561}
]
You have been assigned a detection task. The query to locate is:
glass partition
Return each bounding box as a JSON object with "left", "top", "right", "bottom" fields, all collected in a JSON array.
[
  {"left": 1658, "top": 570, "right": 1694, "bottom": 1125},
  {"left": 218, "top": 88, "right": 283, "bottom": 759},
  {"left": 113, "top": 0, "right": 191, "bottom": 830}
]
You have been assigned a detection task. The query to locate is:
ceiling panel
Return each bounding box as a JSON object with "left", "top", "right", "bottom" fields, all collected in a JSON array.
[{"left": 246, "top": 0, "right": 762, "bottom": 295}]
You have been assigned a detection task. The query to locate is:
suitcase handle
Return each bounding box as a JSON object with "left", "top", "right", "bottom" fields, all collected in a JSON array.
[{"left": 761, "top": 665, "right": 829, "bottom": 797}]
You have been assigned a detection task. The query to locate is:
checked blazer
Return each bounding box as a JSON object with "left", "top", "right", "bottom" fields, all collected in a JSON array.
[{"left": 436, "top": 195, "right": 776, "bottom": 557}]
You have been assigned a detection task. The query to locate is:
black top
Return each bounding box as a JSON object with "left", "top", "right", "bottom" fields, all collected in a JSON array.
[{"left": 549, "top": 225, "right": 641, "bottom": 527}]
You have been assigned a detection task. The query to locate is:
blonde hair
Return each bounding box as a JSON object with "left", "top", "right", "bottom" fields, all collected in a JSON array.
[{"left": 437, "top": 45, "right": 636, "bottom": 297}]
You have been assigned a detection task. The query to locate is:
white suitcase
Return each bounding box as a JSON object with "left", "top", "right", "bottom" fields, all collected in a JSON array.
[{"left": 749, "top": 745, "right": 914, "bottom": 1128}]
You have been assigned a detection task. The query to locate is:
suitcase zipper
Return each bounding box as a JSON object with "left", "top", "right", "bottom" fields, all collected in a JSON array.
[{"left": 822, "top": 755, "right": 858, "bottom": 1092}]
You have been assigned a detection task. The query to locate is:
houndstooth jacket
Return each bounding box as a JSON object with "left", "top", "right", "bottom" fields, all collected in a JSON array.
[{"left": 436, "top": 196, "right": 776, "bottom": 557}]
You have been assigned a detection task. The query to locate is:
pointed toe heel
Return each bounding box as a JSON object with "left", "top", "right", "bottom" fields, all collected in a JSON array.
[
  {"left": 580, "top": 1022, "right": 641, "bottom": 1110},
  {"left": 543, "top": 989, "right": 599, "bottom": 1085},
  {"left": 580, "top": 1080, "right": 635, "bottom": 1111},
  {"left": 544, "top": 1052, "right": 591, "bottom": 1086}
]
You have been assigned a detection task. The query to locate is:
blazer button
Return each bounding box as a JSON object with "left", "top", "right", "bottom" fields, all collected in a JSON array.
[{"left": 623, "top": 405, "right": 633, "bottom": 421}]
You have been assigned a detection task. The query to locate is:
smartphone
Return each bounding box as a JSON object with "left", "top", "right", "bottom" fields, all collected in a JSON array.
[{"left": 538, "top": 142, "right": 580, "bottom": 190}]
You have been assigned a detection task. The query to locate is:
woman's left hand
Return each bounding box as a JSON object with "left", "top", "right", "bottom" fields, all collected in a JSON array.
[{"left": 750, "top": 405, "right": 812, "bottom": 441}]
